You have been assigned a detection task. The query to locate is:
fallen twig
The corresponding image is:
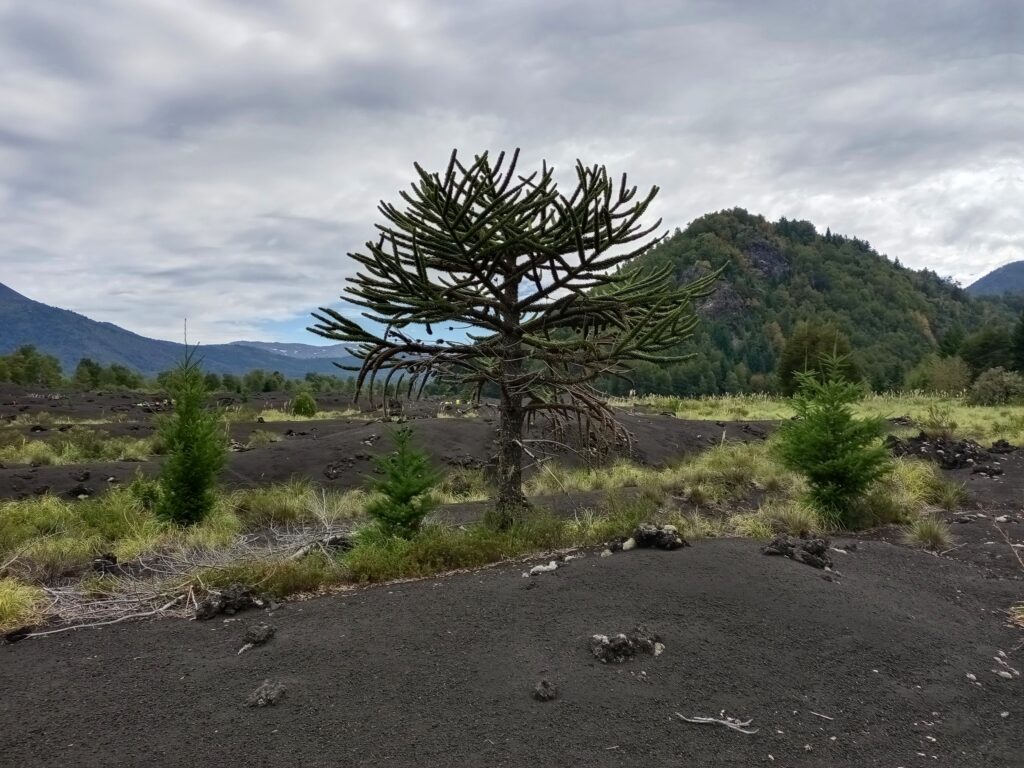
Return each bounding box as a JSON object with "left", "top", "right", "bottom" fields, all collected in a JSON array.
[
  {"left": 26, "top": 595, "right": 184, "bottom": 638},
  {"left": 809, "top": 711, "right": 834, "bottom": 721},
  {"left": 675, "top": 713, "right": 758, "bottom": 735}
]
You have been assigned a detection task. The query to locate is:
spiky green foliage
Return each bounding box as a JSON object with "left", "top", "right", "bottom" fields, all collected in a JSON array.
[
  {"left": 365, "top": 428, "right": 441, "bottom": 537},
  {"left": 310, "top": 148, "right": 716, "bottom": 523},
  {"left": 155, "top": 350, "right": 227, "bottom": 526},
  {"left": 774, "top": 356, "right": 891, "bottom": 527},
  {"left": 291, "top": 391, "right": 318, "bottom": 417}
]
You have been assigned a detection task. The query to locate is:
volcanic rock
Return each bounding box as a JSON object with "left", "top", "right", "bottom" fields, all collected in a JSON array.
[{"left": 762, "top": 535, "right": 833, "bottom": 569}]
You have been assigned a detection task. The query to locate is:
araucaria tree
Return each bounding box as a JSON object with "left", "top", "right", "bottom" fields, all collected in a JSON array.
[{"left": 311, "top": 149, "right": 716, "bottom": 525}]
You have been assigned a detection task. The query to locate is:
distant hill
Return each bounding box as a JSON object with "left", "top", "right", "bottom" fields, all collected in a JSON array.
[
  {"left": 966, "top": 262, "right": 1024, "bottom": 297},
  {"left": 0, "top": 283, "right": 356, "bottom": 377},
  {"left": 617, "top": 209, "right": 1016, "bottom": 394}
]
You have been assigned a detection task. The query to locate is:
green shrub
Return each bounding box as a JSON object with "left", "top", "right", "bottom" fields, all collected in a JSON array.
[
  {"left": 967, "top": 367, "right": 1024, "bottom": 406},
  {"left": 365, "top": 428, "right": 440, "bottom": 537},
  {"left": 905, "top": 353, "right": 970, "bottom": 394},
  {"left": 291, "top": 391, "right": 318, "bottom": 417},
  {"left": 155, "top": 350, "right": 227, "bottom": 526},
  {"left": 774, "top": 356, "right": 891, "bottom": 528}
]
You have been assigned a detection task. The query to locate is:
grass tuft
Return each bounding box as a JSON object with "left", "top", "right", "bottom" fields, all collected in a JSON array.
[
  {"left": 903, "top": 516, "right": 952, "bottom": 551},
  {"left": 0, "top": 578, "right": 45, "bottom": 631},
  {"left": 760, "top": 499, "right": 822, "bottom": 536}
]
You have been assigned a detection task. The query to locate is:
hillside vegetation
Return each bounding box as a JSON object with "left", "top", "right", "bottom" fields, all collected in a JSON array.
[{"left": 613, "top": 209, "right": 1014, "bottom": 395}]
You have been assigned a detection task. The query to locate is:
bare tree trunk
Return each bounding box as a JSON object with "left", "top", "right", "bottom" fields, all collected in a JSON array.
[{"left": 492, "top": 342, "right": 528, "bottom": 528}]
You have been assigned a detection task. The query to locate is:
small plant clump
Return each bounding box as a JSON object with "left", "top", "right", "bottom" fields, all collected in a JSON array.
[
  {"left": 155, "top": 350, "right": 227, "bottom": 527},
  {"left": 919, "top": 403, "right": 958, "bottom": 440},
  {"left": 774, "top": 356, "right": 891, "bottom": 528},
  {"left": 903, "top": 516, "right": 952, "bottom": 551},
  {"left": 0, "top": 577, "right": 45, "bottom": 631},
  {"left": 291, "top": 391, "right": 318, "bottom": 418},
  {"left": 365, "top": 428, "right": 441, "bottom": 538}
]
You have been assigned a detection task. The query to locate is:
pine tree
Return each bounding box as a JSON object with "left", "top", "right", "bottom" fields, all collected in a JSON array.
[
  {"left": 311, "top": 149, "right": 716, "bottom": 525},
  {"left": 365, "top": 427, "right": 440, "bottom": 537},
  {"left": 155, "top": 349, "right": 226, "bottom": 526},
  {"left": 774, "top": 355, "right": 890, "bottom": 528}
]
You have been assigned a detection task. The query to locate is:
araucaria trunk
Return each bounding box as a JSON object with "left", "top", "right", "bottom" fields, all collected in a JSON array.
[
  {"left": 494, "top": 393, "right": 527, "bottom": 527},
  {"left": 493, "top": 340, "right": 528, "bottom": 527}
]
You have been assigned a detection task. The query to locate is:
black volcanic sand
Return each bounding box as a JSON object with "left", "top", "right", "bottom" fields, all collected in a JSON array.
[
  {"left": 2, "top": 539, "right": 1021, "bottom": 767},
  {"left": 0, "top": 384, "right": 775, "bottom": 500}
]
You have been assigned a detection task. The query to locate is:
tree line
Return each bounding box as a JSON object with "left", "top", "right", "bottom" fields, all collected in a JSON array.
[{"left": 0, "top": 345, "right": 356, "bottom": 394}]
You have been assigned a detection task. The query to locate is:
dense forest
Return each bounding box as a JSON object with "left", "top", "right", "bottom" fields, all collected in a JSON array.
[{"left": 606, "top": 209, "right": 1017, "bottom": 395}]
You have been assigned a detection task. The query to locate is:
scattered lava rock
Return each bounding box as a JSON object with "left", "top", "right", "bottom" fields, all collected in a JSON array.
[
  {"left": 632, "top": 523, "right": 690, "bottom": 550},
  {"left": 324, "top": 459, "right": 355, "bottom": 479},
  {"left": 196, "top": 584, "right": 265, "bottom": 620},
  {"left": 533, "top": 680, "right": 558, "bottom": 702},
  {"left": 443, "top": 454, "right": 486, "bottom": 469},
  {"left": 67, "top": 484, "right": 94, "bottom": 499},
  {"left": 972, "top": 465, "right": 1004, "bottom": 477},
  {"left": 607, "top": 524, "right": 690, "bottom": 553},
  {"left": 244, "top": 623, "right": 276, "bottom": 647},
  {"left": 70, "top": 470, "right": 90, "bottom": 482},
  {"left": 29, "top": 425, "right": 48, "bottom": 433},
  {"left": 246, "top": 680, "right": 286, "bottom": 708},
  {"left": 741, "top": 424, "right": 768, "bottom": 439},
  {"left": 762, "top": 535, "right": 833, "bottom": 569},
  {"left": 990, "top": 439, "right": 1018, "bottom": 454},
  {"left": 884, "top": 432, "right": 991, "bottom": 470},
  {"left": 590, "top": 624, "right": 664, "bottom": 664}
]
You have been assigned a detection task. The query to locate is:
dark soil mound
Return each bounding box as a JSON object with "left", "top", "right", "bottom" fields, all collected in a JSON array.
[{"left": 885, "top": 432, "right": 998, "bottom": 470}]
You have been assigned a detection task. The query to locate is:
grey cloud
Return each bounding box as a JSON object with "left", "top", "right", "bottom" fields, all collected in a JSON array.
[{"left": 0, "top": 0, "right": 1020, "bottom": 342}]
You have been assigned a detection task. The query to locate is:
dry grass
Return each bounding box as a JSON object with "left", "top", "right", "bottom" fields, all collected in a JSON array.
[
  {"left": 616, "top": 392, "right": 1024, "bottom": 445},
  {"left": 1011, "top": 604, "right": 1024, "bottom": 629},
  {"left": 525, "top": 441, "right": 802, "bottom": 505},
  {"left": 0, "top": 431, "right": 156, "bottom": 466},
  {"left": 233, "top": 407, "right": 364, "bottom": 423},
  {"left": 229, "top": 478, "right": 368, "bottom": 527},
  {"left": 759, "top": 499, "right": 822, "bottom": 537},
  {"left": 245, "top": 429, "right": 282, "bottom": 449},
  {"left": 0, "top": 577, "right": 46, "bottom": 631},
  {"left": 903, "top": 516, "right": 953, "bottom": 551}
]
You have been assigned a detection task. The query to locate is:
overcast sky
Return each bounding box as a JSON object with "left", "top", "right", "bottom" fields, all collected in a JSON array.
[{"left": 1, "top": 0, "right": 1020, "bottom": 344}]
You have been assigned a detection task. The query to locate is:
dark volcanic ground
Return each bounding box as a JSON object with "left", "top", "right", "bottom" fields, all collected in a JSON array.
[
  {"left": 1, "top": 386, "right": 1022, "bottom": 766},
  {"left": 0, "top": 385, "right": 774, "bottom": 500},
  {"left": 1, "top": 539, "right": 1021, "bottom": 767}
]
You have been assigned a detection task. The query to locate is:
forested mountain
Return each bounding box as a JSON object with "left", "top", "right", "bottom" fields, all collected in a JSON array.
[
  {"left": 612, "top": 209, "right": 1015, "bottom": 395},
  {"left": 967, "top": 262, "right": 1024, "bottom": 297},
  {"left": 0, "top": 282, "right": 356, "bottom": 378}
]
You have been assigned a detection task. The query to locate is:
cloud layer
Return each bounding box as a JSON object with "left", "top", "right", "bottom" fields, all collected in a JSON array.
[{"left": 1, "top": 0, "right": 1020, "bottom": 342}]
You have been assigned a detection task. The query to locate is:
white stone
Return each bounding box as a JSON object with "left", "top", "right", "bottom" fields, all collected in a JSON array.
[
  {"left": 529, "top": 561, "right": 558, "bottom": 576},
  {"left": 622, "top": 538, "right": 637, "bottom": 551}
]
